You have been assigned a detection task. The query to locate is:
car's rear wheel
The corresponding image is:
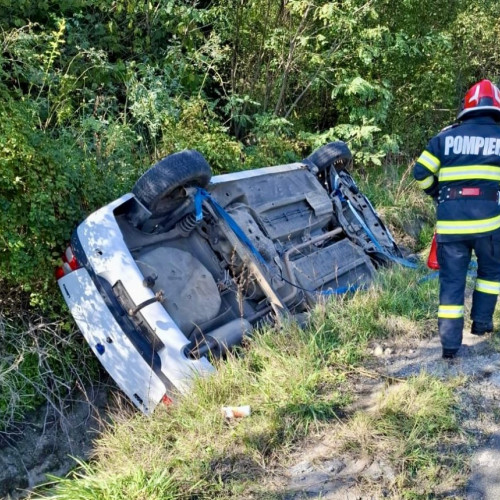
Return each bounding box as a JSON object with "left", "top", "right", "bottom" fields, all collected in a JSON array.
[
  {"left": 132, "top": 150, "right": 212, "bottom": 216},
  {"left": 305, "top": 141, "right": 352, "bottom": 172}
]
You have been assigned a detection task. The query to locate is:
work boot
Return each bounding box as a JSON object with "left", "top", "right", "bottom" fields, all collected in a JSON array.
[
  {"left": 442, "top": 348, "right": 459, "bottom": 359},
  {"left": 471, "top": 321, "right": 493, "bottom": 336}
]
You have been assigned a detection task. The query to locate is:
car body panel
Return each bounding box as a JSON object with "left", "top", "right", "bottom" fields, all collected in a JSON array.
[
  {"left": 71, "top": 194, "right": 215, "bottom": 405},
  {"left": 209, "top": 162, "right": 305, "bottom": 184},
  {"left": 58, "top": 268, "right": 166, "bottom": 414}
]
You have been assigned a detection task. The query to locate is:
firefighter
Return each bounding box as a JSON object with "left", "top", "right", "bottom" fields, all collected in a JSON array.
[{"left": 413, "top": 79, "right": 500, "bottom": 359}]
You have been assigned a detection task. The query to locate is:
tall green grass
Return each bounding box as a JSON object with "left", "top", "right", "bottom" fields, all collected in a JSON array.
[{"left": 357, "top": 164, "right": 435, "bottom": 250}]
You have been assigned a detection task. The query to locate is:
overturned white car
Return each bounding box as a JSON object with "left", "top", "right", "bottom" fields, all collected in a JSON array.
[{"left": 56, "top": 143, "right": 404, "bottom": 414}]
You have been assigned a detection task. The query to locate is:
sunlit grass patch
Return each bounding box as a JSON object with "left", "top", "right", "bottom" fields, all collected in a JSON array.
[
  {"left": 373, "top": 267, "right": 438, "bottom": 321},
  {"left": 357, "top": 164, "right": 435, "bottom": 251},
  {"left": 45, "top": 460, "right": 198, "bottom": 500},
  {"left": 338, "top": 373, "right": 466, "bottom": 497},
  {"left": 310, "top": 266, "right": 438, "bottom": 364},
  {"left": 44, "top": 318, "right": 352, "bottom": 498}
]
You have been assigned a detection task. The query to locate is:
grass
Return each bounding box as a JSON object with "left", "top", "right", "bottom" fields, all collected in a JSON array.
[
  {"left": 357, "top": 163, "right": 435, "bottom": 251},
  {"left": 337, "top": 373, "right": 466, "bottom": 498},
  {"left": 44, "top": 460, "right": 193, "bottom": 500},
  {"left": 43, "top": 319, "right": 352, "bottom": 498}
]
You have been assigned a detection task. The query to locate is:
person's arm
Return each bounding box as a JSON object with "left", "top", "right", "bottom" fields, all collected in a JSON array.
[{"left": 413, "top": 138, "right": 440, "bottom": 199}]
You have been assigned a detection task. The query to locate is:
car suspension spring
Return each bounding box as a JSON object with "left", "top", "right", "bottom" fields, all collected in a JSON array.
[
  {"left": 177, "top": 213, "right": 197, "bottom": 235},
  {"left": 177, "top": 207, "right": 209, "bottom": 236}
]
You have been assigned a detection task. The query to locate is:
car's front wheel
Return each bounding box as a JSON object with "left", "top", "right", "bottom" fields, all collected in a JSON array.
[{"left": 305, "top": 141, "right": 352, "bottom": 172}]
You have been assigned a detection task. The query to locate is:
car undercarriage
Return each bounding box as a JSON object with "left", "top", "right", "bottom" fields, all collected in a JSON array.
[{"left": 57, "top": 142, "right": 405, "bottom": 414}]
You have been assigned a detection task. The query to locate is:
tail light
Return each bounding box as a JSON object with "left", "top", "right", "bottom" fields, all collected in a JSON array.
[
  {"left": 56, "top": 245, "right": 81, "bottom": 279},
  {"left": 162, "top": 394, "right": 173, "bottom": 407}
]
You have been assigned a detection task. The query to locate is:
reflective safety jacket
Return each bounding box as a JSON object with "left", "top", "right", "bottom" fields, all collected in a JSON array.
[{"left": 413, "top": 115, "right": 500, "bottom": 242}]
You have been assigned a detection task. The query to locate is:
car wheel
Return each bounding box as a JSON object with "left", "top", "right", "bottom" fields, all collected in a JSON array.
[
  {"left": 132, "top": 150, "right": 212, "bottom": 216},
  {"left": 305, "top": 141, "right": 352, "bottom": 172}
]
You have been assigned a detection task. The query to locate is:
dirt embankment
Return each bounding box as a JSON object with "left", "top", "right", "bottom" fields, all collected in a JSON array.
[{"left": 0, "top": 384, "right": 109, "bottom": 499}]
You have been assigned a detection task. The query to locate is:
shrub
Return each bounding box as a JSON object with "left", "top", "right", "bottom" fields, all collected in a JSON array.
[{"left": 0, "top": 98, "right": 142, "bottom": 306}]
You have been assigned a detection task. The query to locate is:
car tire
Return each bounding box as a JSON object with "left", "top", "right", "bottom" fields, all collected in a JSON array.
[
  {"left": 305, "top": 141, "right": 352, "bottom": 172},
  {"left": 132, "top": 150, "right": 212, "bottom": 216}
]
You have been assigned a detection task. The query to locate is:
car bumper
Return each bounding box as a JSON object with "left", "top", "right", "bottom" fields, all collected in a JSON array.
[{"left": 59, "top": 268, "right": 168, "bottom": 414}]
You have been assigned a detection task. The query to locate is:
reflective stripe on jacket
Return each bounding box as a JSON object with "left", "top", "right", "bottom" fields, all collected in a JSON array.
[{"left": 413, "top": 116, "right": 500, "bottom": 241}]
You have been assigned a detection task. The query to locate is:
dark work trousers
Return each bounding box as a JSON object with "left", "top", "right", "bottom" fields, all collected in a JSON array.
[{"left": 437, "top": 234, "right": 500, "bottom": 351}]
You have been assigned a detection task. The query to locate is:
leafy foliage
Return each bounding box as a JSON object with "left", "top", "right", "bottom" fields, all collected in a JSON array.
[
  {"left": 1, "top": 0, "right": 499, "bottom": 302},
  {"left": 0, "top": 97, "right": 141, "bottom": 304}
]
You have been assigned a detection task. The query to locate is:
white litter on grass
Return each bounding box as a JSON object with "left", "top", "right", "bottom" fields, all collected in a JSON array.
[{"left": 221, "top": 405, "right": 251, "bottom": 419}]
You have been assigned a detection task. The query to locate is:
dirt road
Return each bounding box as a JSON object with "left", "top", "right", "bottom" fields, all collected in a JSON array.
[{"left": 274, "top": 329, "right": 500, "bottom": 499}]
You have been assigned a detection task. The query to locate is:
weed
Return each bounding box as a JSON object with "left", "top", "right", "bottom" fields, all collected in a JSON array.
[
  {"left": 337, "top": 373, "right": 466, "bottom": 497},
  {"left": 44, "top": 459, "right": 194, "bottom": 500},
  {"left": 0, "top": 311, "right": 98, "bottom": 430},
  {"left": 357, "top": 164, "right": 435, "bottom": 251}
]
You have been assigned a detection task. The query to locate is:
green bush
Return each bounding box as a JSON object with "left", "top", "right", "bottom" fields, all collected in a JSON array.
[
  {"left": 156, "top": 98, "right": 243, "bottom": 175},
  {"left": 0, "top": 98, "right": 143, "bottom": 305}
]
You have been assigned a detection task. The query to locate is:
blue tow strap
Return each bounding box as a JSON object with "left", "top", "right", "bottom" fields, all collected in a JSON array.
[
  {"left": 195, "top": 188, "right": 470, "bottom": 292},
  {"left": 346, "top": 199, "right": 419, "bottom": 269},
  {"left": 417, "top": 261, "right": 478, "bottom": 284},
  {"left": 195, "top": 188, "right": 268, "bottom": 266},
  {"left": 417, "top": 271, "right": 440, "bottom": 283},
  {"left": 196, "top": 187, "right": 472, "bottom": 292},
  {"left": 321, "top": 284, "right": 360, "bottom": 295}
]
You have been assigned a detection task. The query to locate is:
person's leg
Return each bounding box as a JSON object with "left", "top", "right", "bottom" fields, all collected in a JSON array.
[
  {"left": 471, "top": 233, "right": 500, "bottom": 334},
  {"left": 437, "top": 240, "right": 471, "bottom": 357}
]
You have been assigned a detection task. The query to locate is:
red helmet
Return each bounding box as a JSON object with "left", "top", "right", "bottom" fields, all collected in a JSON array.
[{"left": 458, "top": 79, "right": 500, "bottom": 119}]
